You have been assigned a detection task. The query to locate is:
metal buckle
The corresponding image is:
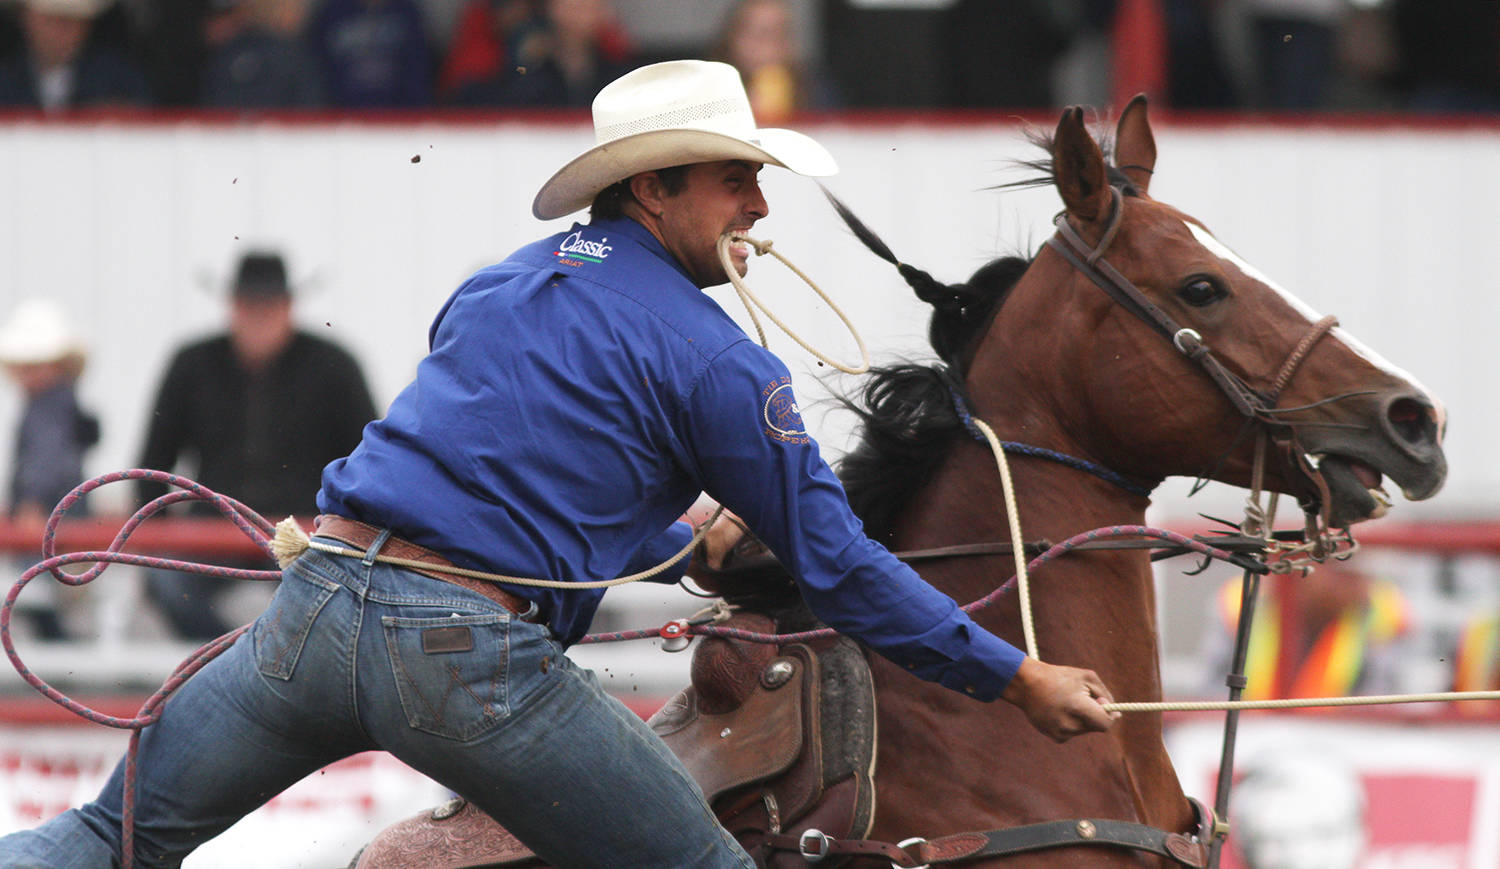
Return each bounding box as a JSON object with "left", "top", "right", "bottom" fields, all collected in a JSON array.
[
  {"left": 799, "top": 829, "right": 831, "bottom": 862},
  {"left": 892, "top": 837, "right": 929, "bottom": 869},
  {"left": 1172, "top": 328, "right": 1203, "bottom": 355}
]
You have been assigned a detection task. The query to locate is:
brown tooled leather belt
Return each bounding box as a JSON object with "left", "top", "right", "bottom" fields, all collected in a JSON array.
[{"left": 313, "top": 515, "right": 541, "bottom": 622}]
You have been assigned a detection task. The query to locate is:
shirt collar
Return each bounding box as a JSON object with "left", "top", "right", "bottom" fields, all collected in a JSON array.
[{"left": 587, "top": 216, "right": 696, "bottom": 285}]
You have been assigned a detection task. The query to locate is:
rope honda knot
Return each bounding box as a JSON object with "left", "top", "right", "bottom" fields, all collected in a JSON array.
[{"left": 270, "top": 516, "right": 312, "bottom": 568}]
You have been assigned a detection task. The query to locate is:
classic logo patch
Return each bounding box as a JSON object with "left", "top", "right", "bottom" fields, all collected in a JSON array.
[
  {"left": 553, "top": 231, "right": 612, "bottom": 267},
  {"left": 761, "top": 377, "right": 809, "bottom": 444}
]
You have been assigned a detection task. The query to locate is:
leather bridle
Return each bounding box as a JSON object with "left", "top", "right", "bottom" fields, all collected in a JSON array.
[{"left": 1043, "top": 186, "right": 1341, "bottom": 530}]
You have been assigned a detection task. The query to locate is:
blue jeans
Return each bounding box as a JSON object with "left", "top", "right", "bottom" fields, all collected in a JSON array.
[{"left": 0, "top": 539, "right": 754, "bottom": 869}]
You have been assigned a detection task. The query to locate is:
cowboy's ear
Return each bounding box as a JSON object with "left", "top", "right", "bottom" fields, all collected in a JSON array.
[
  {"left": 1053, "top": 106, "right": 1111, "bottom": 223},
  {"left": 628, "top": 172, "right": 667, "bottom": 218},
  {"left": 1114, "top": 94, "right": 1156, "bottom": 195}
]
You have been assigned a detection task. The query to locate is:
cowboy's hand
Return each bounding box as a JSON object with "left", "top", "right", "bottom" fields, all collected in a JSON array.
[{"left": 1000, "top": 657, "right": 1120, "bottom": 743}]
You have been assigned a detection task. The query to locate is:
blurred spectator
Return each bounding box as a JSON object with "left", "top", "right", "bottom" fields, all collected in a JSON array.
[
  {"left": 0, "top": 0, "right": 150, "bottom": 112},
  {"left": 1204, "top": 563, "right": 1412, "bottom": 701},
  {"left": 709, "top": 0, "right": 838, "bottom": 122},
  {"left": 0, "top": 299, "right": 99, "bottom": 641},
  {"left": 1240, "top": 0, "right": 1344, "bottom": 110},
  {"left": 199, "top": 0, "right": 323, "bottom": 108},
  {"left": 820, "top": 0, "right": 947, "bottom": 107},
  {"left": 1389, "top": 0, "right": 1500, "bottom": 113},
  {"left": 470, "top": 0, "right": 635, "bottom": 108},
  {"left": 1160, "top": 0, "right": 1239, "bottom": 108},
  {"left": 126, "top": 0, "right": 208, "bottom": 107},
  {"left": 944, "top": 0, "right": 1074, "bottom": 109},
  {"left": 437, "top": 0, "right": 539, "bottom": 103},
  {"left": 306, "top": 0, "right": 431, "bottom": 108},
  {"left": 137, "top": 250, "right": 377, "bottom": 640}
]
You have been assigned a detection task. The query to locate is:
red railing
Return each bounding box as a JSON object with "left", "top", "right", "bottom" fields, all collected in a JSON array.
[{"left": 0, "top": 516, "right": 283, "bottom": 561}]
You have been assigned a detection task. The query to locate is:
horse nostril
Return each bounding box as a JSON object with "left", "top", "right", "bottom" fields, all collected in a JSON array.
[{"left": 1386, "top": 397, "right": 1435, "bottom": 447}]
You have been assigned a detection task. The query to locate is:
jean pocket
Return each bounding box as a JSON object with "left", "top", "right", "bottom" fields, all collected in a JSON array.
[
  {"left": 253, "top": 565, "right": 339, "bottom": 681},
  {"left": 382, "top": 613, "right": 512, "bottom": 741}
]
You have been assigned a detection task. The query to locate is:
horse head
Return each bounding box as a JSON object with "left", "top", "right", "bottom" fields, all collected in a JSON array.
[{"left": 858, "top": 96, "right": 1447, "bottom": 530}]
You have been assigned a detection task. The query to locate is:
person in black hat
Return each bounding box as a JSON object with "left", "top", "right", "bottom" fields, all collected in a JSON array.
[{"left": 135, "top": 249, "right": 378, "bottom": 640}]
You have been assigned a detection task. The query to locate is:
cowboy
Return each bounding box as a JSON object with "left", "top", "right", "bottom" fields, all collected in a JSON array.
[
  {"left": 135, "top": 249, "right": 377, "bottom": 641},
  {"left": 0, "top": 60, "right": 1116, "bottom": 868}
]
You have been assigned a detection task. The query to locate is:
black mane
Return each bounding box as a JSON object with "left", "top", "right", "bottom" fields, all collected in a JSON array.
[{"left": 832, "top": 131, "right": 1137, "bottom": 542}]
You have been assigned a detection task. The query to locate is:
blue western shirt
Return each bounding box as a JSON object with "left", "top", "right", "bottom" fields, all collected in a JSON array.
[{"left": 318, "top": 216, "right": 1025, "bottom": 700}]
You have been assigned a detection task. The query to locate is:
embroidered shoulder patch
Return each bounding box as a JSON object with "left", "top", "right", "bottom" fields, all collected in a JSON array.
[
  {"left": 761, "top": 376, "right": 810, "bottom": 444},
  {"left": 553, "top": 230, "right": 612, "bottom": 268}
]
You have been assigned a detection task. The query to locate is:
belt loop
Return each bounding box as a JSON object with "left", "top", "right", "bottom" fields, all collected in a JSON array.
[{"left": 362, "top": 528, "right": 393, "bottom": 566}]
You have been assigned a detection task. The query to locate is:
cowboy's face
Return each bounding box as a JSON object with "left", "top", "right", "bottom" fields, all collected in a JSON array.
[{"left": 653, "top": 160, "right": 769, "bottom": 288}]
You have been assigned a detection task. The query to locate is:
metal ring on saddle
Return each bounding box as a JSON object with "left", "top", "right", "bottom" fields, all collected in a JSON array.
[{"left": 893, "top": 837, "right": 930, "bottom": 869}]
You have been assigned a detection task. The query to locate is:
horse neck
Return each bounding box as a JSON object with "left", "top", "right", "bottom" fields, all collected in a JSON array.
[
  {"left": 936, "top": 253, "right": 1170, "bottom": 687},
  {"left": 880, "top": 446, "right": 1189, "bottom": 845},
  {"left": 895, "top": 439, "right": 1161, "bottom": 683}
]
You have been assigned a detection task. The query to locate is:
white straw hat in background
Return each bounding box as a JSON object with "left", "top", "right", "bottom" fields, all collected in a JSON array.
[{"left": 0, "top": 299, "right": 86, "bottom": 366}]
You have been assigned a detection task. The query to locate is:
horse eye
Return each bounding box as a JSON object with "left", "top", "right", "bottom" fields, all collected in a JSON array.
[{"left": 1177, "top": 277, "right": 1226, "bottom": 307}]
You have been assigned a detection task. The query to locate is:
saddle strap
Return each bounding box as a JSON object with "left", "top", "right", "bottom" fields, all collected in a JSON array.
[{"left": 765, "top": 815, "right": 1209, "bottom": 868}]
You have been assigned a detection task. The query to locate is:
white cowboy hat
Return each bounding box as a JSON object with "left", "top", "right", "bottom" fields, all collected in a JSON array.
[
  {"left": 0, "top": 299, "right": 85, "bottom": 365},
  {"left": 532, "top": 59, "right": 837, "bottom": 220}
]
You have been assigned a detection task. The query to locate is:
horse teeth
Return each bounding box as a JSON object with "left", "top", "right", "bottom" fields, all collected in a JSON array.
[{"left": 1368, "top": 487, "right": 1392, "bottom": 518}]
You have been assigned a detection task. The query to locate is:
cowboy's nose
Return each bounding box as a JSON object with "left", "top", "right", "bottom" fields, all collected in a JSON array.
[{"left": 748, "top": 186, "right": 769, "bottom": 219}]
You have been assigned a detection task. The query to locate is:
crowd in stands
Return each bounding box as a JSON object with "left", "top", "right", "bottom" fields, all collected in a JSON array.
[{"left": 0, "top": 0, "right": 1493, "bottom": 115}]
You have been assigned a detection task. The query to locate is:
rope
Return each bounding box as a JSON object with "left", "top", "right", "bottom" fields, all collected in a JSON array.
[
  {"left": 1105, "top": 691, "right": 1500, "bottom": 714},
  {"left": 716, "top": 232, "right": 870, "bottom": 375},
  {"left": 1, "top": 469, "right": 280, "bottom": 869},
  {"left": 269, "top": 508, "right": 721, "bottom": 590},
  {"left": 609, "top": 525, "right": 1253, "bottom": 648},
  {"left": 948, "top": 386, "right": 1154, "bottom": 497},
  {"left": 971, "top": 418, "right": 1037, "bottom": 660}
]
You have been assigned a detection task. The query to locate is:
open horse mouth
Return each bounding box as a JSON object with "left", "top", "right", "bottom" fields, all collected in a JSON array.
[
  {"left": 1316, "top": 454, "right": 1392, "bottom": 525},
  {"left": 1297, "top": 391, "right": 1446, "bottom": 528}
]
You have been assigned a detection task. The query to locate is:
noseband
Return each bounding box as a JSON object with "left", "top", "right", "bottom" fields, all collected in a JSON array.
[{"left": 1044, "top": 187, "right": 1339, "bottom": 526}]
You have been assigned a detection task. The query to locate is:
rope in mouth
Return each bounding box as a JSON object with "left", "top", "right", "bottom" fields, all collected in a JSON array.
[{"left": 716, "top": 231, "right": 870, "bottom": 375}]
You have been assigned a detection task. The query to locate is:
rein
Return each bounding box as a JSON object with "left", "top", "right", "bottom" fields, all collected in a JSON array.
[{"left": 947, "top": 382, "right": 1155, "bottom": 498}]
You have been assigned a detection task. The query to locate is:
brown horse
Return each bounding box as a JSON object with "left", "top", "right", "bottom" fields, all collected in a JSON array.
[
  {"left": 353, "top": 99, "right": 1446, "bottom": 867},
  {"left": 824, "top": 98, "right": 1446, "bottom": 865}
]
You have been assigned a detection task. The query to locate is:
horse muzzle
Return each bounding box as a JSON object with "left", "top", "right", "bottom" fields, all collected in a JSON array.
[{"left": 1305, "top": 391, "right": 1446, "bottom": 527}]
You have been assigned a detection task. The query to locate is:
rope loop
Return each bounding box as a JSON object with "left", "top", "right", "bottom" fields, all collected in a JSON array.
[{"left": 716, "top": 231, "right": 870, "bottom": 374}]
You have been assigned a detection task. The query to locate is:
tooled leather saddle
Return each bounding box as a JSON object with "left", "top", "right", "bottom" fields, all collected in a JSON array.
[{"left": 351, "top": 550, "right": 878, "bottom": 869}]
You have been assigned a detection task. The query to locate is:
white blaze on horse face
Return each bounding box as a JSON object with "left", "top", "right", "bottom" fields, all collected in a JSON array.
[{"left": 1183, "top": 221, "right": 1446, "bottom": 435}]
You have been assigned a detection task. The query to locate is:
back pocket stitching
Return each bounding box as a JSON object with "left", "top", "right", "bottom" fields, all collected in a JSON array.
[
  {"left": 383, "top": 616, "right": 510, "bottom": 741},
  {"left": 254, "top": 578, "right": 336, "bottom": 681}
]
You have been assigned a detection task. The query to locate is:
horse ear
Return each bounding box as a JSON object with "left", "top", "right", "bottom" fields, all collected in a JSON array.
[
  {"left": 1114, "top": 93, "right": 1156, "bottom": 195},
  {"left": 1053, "top": 106, "right": 1111, "bottom": 223}
]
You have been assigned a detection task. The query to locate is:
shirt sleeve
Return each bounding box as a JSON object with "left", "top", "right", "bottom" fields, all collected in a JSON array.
[
  {"left": 621, "top": 520, "right": 693, "bottom": 585},
  {"left": 677, "top": 342, "right": 1024, "bottom": 701}
]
